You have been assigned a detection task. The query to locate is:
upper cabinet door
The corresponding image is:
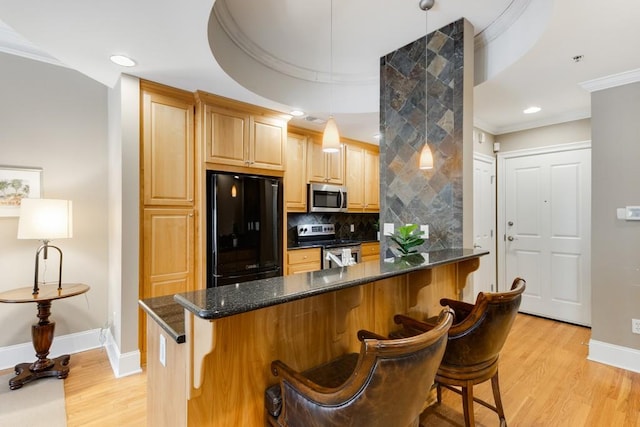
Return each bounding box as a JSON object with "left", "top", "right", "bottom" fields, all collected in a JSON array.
[
  {"left": 204, "top": 105, "right": 249, "bottom": 167},
  {"left": 250, "top": 115, "right": 286, "bottom": 171},
  {"left": 142, "top": 87, "right": 195, "bottom": 206},
  {"left": 363, "top": 149, "right": 380, "bottom": 212},
  {"left": 346, "top": 145, "right": 365, "bottom": 210},
  {"left": 325, "top": 144, "right": 345, "bottom": 184},
  {"left": 285, "top": 133, "right": 308, "bottom": 212},
  {"left": 307, "top": 137, "right": 344, "bottom": 185}
]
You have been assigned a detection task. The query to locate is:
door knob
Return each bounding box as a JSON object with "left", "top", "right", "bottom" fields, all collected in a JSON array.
[
  {"left": 507, "top": 236, "right": 515, "bottom": 241},
  {"left": 508, "top": 221, "right": 514, "bottom": 226}
]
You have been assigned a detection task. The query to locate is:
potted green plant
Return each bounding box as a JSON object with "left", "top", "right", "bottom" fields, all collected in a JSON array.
[{"left": 389, "top": 224, "right": 426, "bottom": 265}]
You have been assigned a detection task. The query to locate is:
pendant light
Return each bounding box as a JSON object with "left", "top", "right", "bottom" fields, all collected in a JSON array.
[
  {"left": 322, "top": 0, "right": 341, "bottom": 153},
  {"left": 419, "top": 0, "right": 434, "bottom": 170}
]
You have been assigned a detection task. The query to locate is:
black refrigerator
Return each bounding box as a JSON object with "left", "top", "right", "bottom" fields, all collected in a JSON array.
[{"left": 206, "top": 171, "right": 283, "bottom": 287}]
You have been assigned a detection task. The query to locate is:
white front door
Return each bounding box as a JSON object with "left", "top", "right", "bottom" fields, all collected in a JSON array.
[
  {"left": 499, "top": 143, "right": 591, "bottom": 326},
  {"left": 469, "top": 153, "right": 496, "bottom": 302}
]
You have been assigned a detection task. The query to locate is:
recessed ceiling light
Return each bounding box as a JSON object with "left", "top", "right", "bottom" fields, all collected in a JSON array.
[
  {"left": 290, "top": 110, "right": 305, "bottom": 117},
  {"left": 110, "top": 55, "right": 136, "bottom": 67},
  {"left": 523, "top": 106, "right": 541, "bottom": 114}
]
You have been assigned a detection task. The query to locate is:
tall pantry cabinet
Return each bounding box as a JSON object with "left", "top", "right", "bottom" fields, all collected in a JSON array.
[{"left": 140, "top": 81, "right": 197, "bottom": 359}]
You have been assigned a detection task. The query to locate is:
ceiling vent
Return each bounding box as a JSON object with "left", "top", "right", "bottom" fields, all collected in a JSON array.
[{"left": 304, "top": 116, "right": 326, "bottom": 125}]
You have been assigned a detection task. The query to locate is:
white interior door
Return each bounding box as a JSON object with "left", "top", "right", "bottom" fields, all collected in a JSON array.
[
  {"left": 468, "top": 153, "right": 496, "bottom": 302},
  {"left": 500, "top": 144, "right": 591, "bottom": 325}
]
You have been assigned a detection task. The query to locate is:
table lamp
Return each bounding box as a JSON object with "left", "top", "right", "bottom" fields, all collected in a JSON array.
[{"left": 17, "top": 198, "right": 73, "bottom": 295}]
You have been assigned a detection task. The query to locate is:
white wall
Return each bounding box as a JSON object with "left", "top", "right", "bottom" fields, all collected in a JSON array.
[{"left": 0, "top": 52, "right": 109, "bottom": 346}]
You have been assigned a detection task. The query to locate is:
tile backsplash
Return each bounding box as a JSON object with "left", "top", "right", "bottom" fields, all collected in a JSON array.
[{"left": 287, "top": 213, "right": 379, "bottom": 246}]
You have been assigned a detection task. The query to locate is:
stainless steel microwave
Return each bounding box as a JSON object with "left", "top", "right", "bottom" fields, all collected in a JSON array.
[{"left": 308, "top": 183, "right": 347, "bottom": 213}]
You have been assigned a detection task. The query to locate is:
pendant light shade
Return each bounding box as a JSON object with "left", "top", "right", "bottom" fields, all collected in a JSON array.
[
  {"left": 419, "top": 144, "right": 434, "bottom": 170},
  {"left": 322, "top": 116, "right": 341, "bottom": 153}
]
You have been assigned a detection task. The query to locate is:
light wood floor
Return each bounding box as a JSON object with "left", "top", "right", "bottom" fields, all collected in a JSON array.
[{"left": 3, "top": 313, "right": 639, "bottom": 426}]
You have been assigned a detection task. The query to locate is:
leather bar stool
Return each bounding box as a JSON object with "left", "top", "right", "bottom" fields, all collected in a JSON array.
[
  {"left": 264, "top": 307, "right": 454, "bottom": 427},
  {"left": 393, "top": 277, "right": 525, "bottom": 427}
]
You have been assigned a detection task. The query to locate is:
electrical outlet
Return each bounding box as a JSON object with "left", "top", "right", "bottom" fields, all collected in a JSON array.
[
  {"left": 632, "top": 319, "right": 640, "bottom": 335},
  {"left": 420, "top": 224, "right": 429, "bottom": 239},
  {"left": 159, "top": 334, "right": 166, "bottom": 366},
  {"left": 383, "top": 223, "right": 394, "bottom": 236},
  {"left": 350, "top": 224, "right": 355, "bottom": 232}
]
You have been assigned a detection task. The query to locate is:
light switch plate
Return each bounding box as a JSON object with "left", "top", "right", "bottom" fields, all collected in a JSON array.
[
  {"left": 420, "top": 224, "right": 429, "bottom": 239},
  {"left": 159, "top": 334, "right": 166, "bottom": 367},
  {"left": 383, "top": 223, "right": 394, "bottom": 236}
]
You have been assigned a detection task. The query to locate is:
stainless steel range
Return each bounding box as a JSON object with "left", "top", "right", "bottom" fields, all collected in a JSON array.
[{"left": 296, "top": 224, "right": 361, "bottom": 269}]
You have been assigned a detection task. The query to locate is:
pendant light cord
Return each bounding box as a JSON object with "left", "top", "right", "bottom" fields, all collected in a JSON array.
[
  {"left": 418, "top": 0, "right": 435, "bottom": 170},
  {"left": 330, "top": 0, "right": 334, "bottom": 116}
]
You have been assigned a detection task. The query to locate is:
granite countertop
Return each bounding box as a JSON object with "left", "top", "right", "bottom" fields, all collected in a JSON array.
[
  {"left": 139, "top": 294, "right": 185, "bottom": 343},
  {"left": 174, "top": 248, "right": 488, "bottom": 321}
]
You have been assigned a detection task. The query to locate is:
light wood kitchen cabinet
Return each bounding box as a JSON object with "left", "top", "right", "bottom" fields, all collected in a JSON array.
[
  {"left": 361, "top": 241, "right": 380, "bottom": 262},
  {"left": 285, "top": 133, "right": 308, "bottom": 212},
  {"left": 140, "top": 81, "right": 198, "bottom": 364},
  {"left": 287, "top": 248, "right": 321, "bottom": 275},
  {"left": 202, "top": 103, "right": 249, "bottom": 168},
  {"left": 141, "top": 83, "right": 195, "bottom": 206},
  {"left": 200, "top": 94, "right": 287, "bottom": 172},
  {"left": 307, "top": 136, "right": 344, "bottom": 184},
  {"left": 251, "top": 115, "right": 287, "bottom": 170},
  {"left": 346, "top": 144, "right": 379, "bottom": 212},
  {"left": 142, "top": 208, "right": 195, "bottom": 298}
]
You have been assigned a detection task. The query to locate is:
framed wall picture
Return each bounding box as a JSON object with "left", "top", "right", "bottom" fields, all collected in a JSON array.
[{"left": 0, "top": 166, "right": 43, "bottom": 217}]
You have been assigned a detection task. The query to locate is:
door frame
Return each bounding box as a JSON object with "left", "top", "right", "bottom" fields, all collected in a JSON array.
[
  {"left": 469, "top": 152, "right": 497, "bottom": 301},
  {"left": 496, "top": 141, "right": 591, "bottom": 291}
]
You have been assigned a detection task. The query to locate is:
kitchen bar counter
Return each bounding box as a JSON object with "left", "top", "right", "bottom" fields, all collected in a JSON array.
[
  {"left": 175, "top": 248, "right": 487, "bottom": 320},
  {"left": 144, "top": 248, "right": 488, "bottom": 426}
]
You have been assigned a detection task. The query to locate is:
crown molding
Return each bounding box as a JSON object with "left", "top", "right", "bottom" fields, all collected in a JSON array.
[
  {"left": 213, "top": 0, "right": 376, "bottom": 85},
  {"left": 474, "top": 0, "right": 531, "bottom": 52},
  {"left": 491, "top": 109, "right": 591, "bottom": 135},
  {"left": 0, "top": 19, "right": 65, "bottom": 67},
  {"left": 580, "top": 68, "right": 640, "bottom": 93}
]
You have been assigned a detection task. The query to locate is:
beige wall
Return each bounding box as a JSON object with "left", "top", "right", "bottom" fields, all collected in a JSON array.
[
  {"left": 0, "top": 52, "right": 109, "bottom": 346},
  {"left": 473, "top": 126, "right": 496, "bottom": 157},
  {"left": 496, "top": 118, "right": 591, "bottom": 152},
  {"left": 591, "top": 82, "right": 640, "bottom": 350}
]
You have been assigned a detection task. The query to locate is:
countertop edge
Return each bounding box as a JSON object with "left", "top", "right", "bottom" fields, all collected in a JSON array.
[
  {"left": 175, "top": 249, "right": 488, "bottom": 321},
  {"left": 138, "top": 298, "right": 186, "bottom": 344}
]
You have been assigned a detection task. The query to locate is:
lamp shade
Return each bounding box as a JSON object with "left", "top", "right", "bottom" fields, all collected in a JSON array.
[
  {"left": 419, "top": 144, "right": 434, "bottom": 170},
  {"left": 17, "top": 198, "right": 73, "bottom": 240},
  {"left": 322, "top": 117, "right": 341, "bottom": 153}
]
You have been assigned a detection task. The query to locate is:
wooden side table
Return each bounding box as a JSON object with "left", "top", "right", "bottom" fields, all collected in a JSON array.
[{"left": 0, "top": 283, "right": 90, "bottom": 390}]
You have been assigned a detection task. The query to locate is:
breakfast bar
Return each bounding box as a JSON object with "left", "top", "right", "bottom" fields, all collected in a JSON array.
[{"left": 140, "top": 249, "right": 487, "bottom": 427}]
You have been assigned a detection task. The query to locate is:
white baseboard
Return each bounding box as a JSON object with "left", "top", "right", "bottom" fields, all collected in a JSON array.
[
  {"left": 0, "top": 328, "right": 103, "bottom": 370},
  {"left": 0, "top": 328, "right": 142, "bottom": 378},
  {"left": 103, "top": 328, "right": 142, "bottom": 378},
  {"left": 588, "top": 339, "right": 640, "bottom": 373}
]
